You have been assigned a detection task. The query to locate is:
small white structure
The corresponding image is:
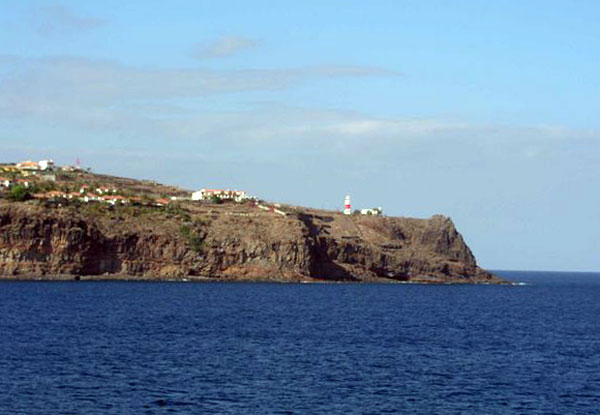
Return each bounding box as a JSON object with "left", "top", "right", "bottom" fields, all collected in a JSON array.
[
  {"left": 83, "top": 193, "right": 100, "bottom": 203},
  {"left": 0, "top": 177, "right": 10, "bottom": 188},
  {"left": 101, "top": 195, "right": 128, "bottom": 205},
  {"left": 95, "top": 187, "right": 117, "bottom": 195},
  {"left": 343, "top": 195, "right": 351, "bottom": 215},
  {"left": 360, "top": 207, "right": 383, "bottom": 216},
  {"left": 192, "top": 188, "right": 248, "bottom": 202},
  {"left": 257, "top": 203, "right": 287, "bottom": 217},
  {"left": 38, "top": 160, "right": 55, "bottom": 171},
  {"left": 16, "top": 179, "right": 30, "bottom": 188},
  {"left": 61, "top": 165, "right": 82, "bottom": 172}
]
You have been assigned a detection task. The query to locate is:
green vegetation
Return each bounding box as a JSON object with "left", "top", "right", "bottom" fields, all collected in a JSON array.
[
  {"left": 140, "top": 194, "right": 154, "bottom": 205},
  {"left": 179, "top": 224, "right": 205, "bottom": 253},
  {"left": 7, "top": 185, "right": 32, "bottom": 202},
  {"left": 166, "top": 203, "right": 191, "bottom": 221},
  {"left": 76, "top": 201, "right": 108, "bottom": 217},
  {"left": 74, "top": 203, "right": 161, "bottom": 219},
  {"left": 210, "top": 195, "right": 223, "bottom": 204},
  {"left": 193, "top": 217, "right": 211, "bottom": 227},
  {"left": 36, "top": 181, "right": 58, "bottom": 192},
  {"left": 118, "top": 205, "right": 151, "bottom": 217}
]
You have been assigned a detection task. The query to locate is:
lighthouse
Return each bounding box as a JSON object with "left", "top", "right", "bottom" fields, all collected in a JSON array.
[{"left": 343, "top": 195, "right": 351, "bottom": 215}]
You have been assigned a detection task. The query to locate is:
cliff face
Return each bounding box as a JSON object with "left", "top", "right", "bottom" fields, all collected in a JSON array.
[{"left": 0, "top": 201, "right": 501, "bottom": 283}]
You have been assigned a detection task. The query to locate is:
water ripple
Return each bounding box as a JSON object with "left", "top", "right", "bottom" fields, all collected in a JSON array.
[{"left": 1, "top": 272, "right": 600, "bottom": 414}]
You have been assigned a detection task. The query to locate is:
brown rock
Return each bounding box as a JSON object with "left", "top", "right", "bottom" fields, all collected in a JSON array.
[{"left": 0, "top": 201, "right": 504, "bottom": 283}]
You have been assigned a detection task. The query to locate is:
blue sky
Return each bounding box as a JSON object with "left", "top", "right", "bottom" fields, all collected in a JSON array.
[{"left": 1, "top": 1, "right": 599, "bottom": 271}]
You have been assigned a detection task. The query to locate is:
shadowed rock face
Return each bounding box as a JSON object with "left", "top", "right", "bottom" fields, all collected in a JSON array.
[{"left": 0, "top": 201, "right": 502, "bottom": 283}]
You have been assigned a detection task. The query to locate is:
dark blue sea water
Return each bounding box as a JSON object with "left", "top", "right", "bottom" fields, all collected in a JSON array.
[{"left": 1, "top": 271, "right": 600, "bottom": 414}]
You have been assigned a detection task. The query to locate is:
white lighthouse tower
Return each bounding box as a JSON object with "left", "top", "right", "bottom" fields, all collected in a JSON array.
[{"left": 343, "top": 195, "right": 351, "bottom": 215}]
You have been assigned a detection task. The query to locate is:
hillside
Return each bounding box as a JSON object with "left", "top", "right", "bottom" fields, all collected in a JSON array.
[
  {"left": 0, "top": 162, "right": 503, "bottom": 283},
  {"left": 0, "top": 201, "right": 502, "bottom": 283}
]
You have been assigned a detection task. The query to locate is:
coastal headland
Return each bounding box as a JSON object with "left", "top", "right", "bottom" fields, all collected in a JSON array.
[{"left": 0, "top": 161, "right": 503, "bottom": 284}]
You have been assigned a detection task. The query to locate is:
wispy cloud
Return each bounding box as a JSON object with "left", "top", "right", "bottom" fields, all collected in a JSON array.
[
  {"left": 0, "top": 55, "right": 397, "bottom": 126},
  {"left": 34, "top": 4, "right": 106, "bottom": 35},
  {"left": 0, "top": 55, "right": 394, "bottom": 101},
  {"left": 2, "top": 54, "right": 594, "bottom": 171},
  {"left": 191, "top": 35, "right": 257, "bottom": 59}
]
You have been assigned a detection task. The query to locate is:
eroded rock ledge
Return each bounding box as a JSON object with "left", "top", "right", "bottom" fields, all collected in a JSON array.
[{"left": 0, "top": 201, "right": 503, "bottom": 284}]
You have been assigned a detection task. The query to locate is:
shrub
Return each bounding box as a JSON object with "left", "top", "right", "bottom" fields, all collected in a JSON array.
[
  {"left": 167, "top": 203, "right": 191, "bottom": 221},
  {"left": 179, "top": 225, "right": 205, "bottom": 253},
  {"left": 7, "top": 185, "right": 31, "bottom": 202}
]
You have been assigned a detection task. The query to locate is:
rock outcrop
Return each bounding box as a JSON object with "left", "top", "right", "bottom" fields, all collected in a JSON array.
[{"left": 0, "top": 201, "right": 502, "bottom": 283}]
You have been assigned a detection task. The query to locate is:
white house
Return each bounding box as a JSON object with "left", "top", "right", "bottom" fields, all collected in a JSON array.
[
  {"left": 61, "top": 165, "right": 82, "bottom": 172},
  {"left": 360, "top": 207, "right": 383, "bottom": 216},
  {"left": 83, "top": 193, "right": 100, "bottom": 203},
  {"left": 101, "top": 195, "right": 128, "bottom": 205},
  {"left": 38, "top": 160, "right": 55, "bottom": 171},
  {"left": 95, "top": 187, "right": 117, "bottom": 195},
  {"left": 16, "top": 179, "right": 30, "bottom": 188},
  {"left": 191, "top": 188, "right": 248, "bottom": 202}
]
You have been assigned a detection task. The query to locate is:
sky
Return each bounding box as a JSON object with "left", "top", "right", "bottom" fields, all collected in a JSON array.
[{"left": 0, "top": 0, "right": 599, "bottom": 272}]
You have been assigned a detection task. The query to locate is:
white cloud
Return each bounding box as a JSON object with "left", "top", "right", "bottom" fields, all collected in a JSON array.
[
  {"left": 1, "top": 54, "right": 596, "bottom": 170},
  {"left": 191, "top": 35, "right": 257, "bottom": 59},
  {"left": 34, "top": 4, "right": 106, "bottom": 35},
  {"left": 0, "top": 55, "right": 397, "bottom": 132},
  {"left": 0, "top": 55, "right": 394, "bottom": 105},
  {"left": 323, "top": 119, "right": 469, "bottom": 136}
]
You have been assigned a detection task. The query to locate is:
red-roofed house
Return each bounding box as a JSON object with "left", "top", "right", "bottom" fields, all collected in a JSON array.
[
  {"left": 96, "top": 187, "right": 117, "bottom": 195},
  {"left": 16, "top": 179, "right": 30, "bottom": 188},
  {"left": 16, "top": 160, "right": 40, "bottom": 171},
  {"left": 83, "top": 193, "right": 100, "bottom": 203},
  {"left": 191, "top": 188, "right": 247, "bottom": 202},
  {"left": 101, "top": 195, "right": 128, "bottom": 205},
  {"left": 155, "top": 198, "right": 171, "bottom": 206},
  {"left": 46, "top": 191, "right": 68, "bottom": 199}
]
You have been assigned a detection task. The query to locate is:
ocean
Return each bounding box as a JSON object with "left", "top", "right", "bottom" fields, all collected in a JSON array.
[{"left": 1, "top": 271, "right": 599, "bottom": 414}]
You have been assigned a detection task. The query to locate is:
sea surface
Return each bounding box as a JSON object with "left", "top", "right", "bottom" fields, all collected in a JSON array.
[{"left": 1, "top": 271, "right": 599, "bottom": 414}]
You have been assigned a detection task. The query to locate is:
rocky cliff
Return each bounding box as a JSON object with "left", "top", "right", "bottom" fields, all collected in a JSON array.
[{"left": 0, "top": 200, "right": 502, "bottom": 283}]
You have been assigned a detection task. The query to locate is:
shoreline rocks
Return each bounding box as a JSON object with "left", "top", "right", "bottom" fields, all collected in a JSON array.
[{"left": 0, "top": 201, "right": 505, "bottom": 284}]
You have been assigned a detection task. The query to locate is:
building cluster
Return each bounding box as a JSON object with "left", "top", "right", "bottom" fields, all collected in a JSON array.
[
  {"left": 191, "top": 188, "right": 251, "bottom": 203},
  {"left": 3, "top": 160, "right": 261, "bottom": 208},
  {"left": 4, "top": 160, "right": 384, "bottom": 216},
  {"left": 0, "top": 177, "right": 32, "bottom": 189},
  {"left": 360, "top": 207, "right": 383, "bottom": 216},
  {"left": 1, "top": 159, "right": 173, "bottom": 207},
  {"left": 342, "top": 195, "right": 383, "bottom": 216},
  {"left": 2, "top": 159, "right": 84, "bottom": 176},
  {"left": 26, "top": 187, "right": 173, "bottom": 207},
  {"left": 31, "top": 190, "right": 131, "bottom": 206},
  {"left": 12, "top": 159, "right": 84, "bottom": 173},
  {"left": 16, "top": 159, "right": 55, "bottom": 171}
]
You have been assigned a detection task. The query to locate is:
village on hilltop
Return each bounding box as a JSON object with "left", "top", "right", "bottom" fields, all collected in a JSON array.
[{"left": 0, "top": 159, "right": 383, "bottom": 216}]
